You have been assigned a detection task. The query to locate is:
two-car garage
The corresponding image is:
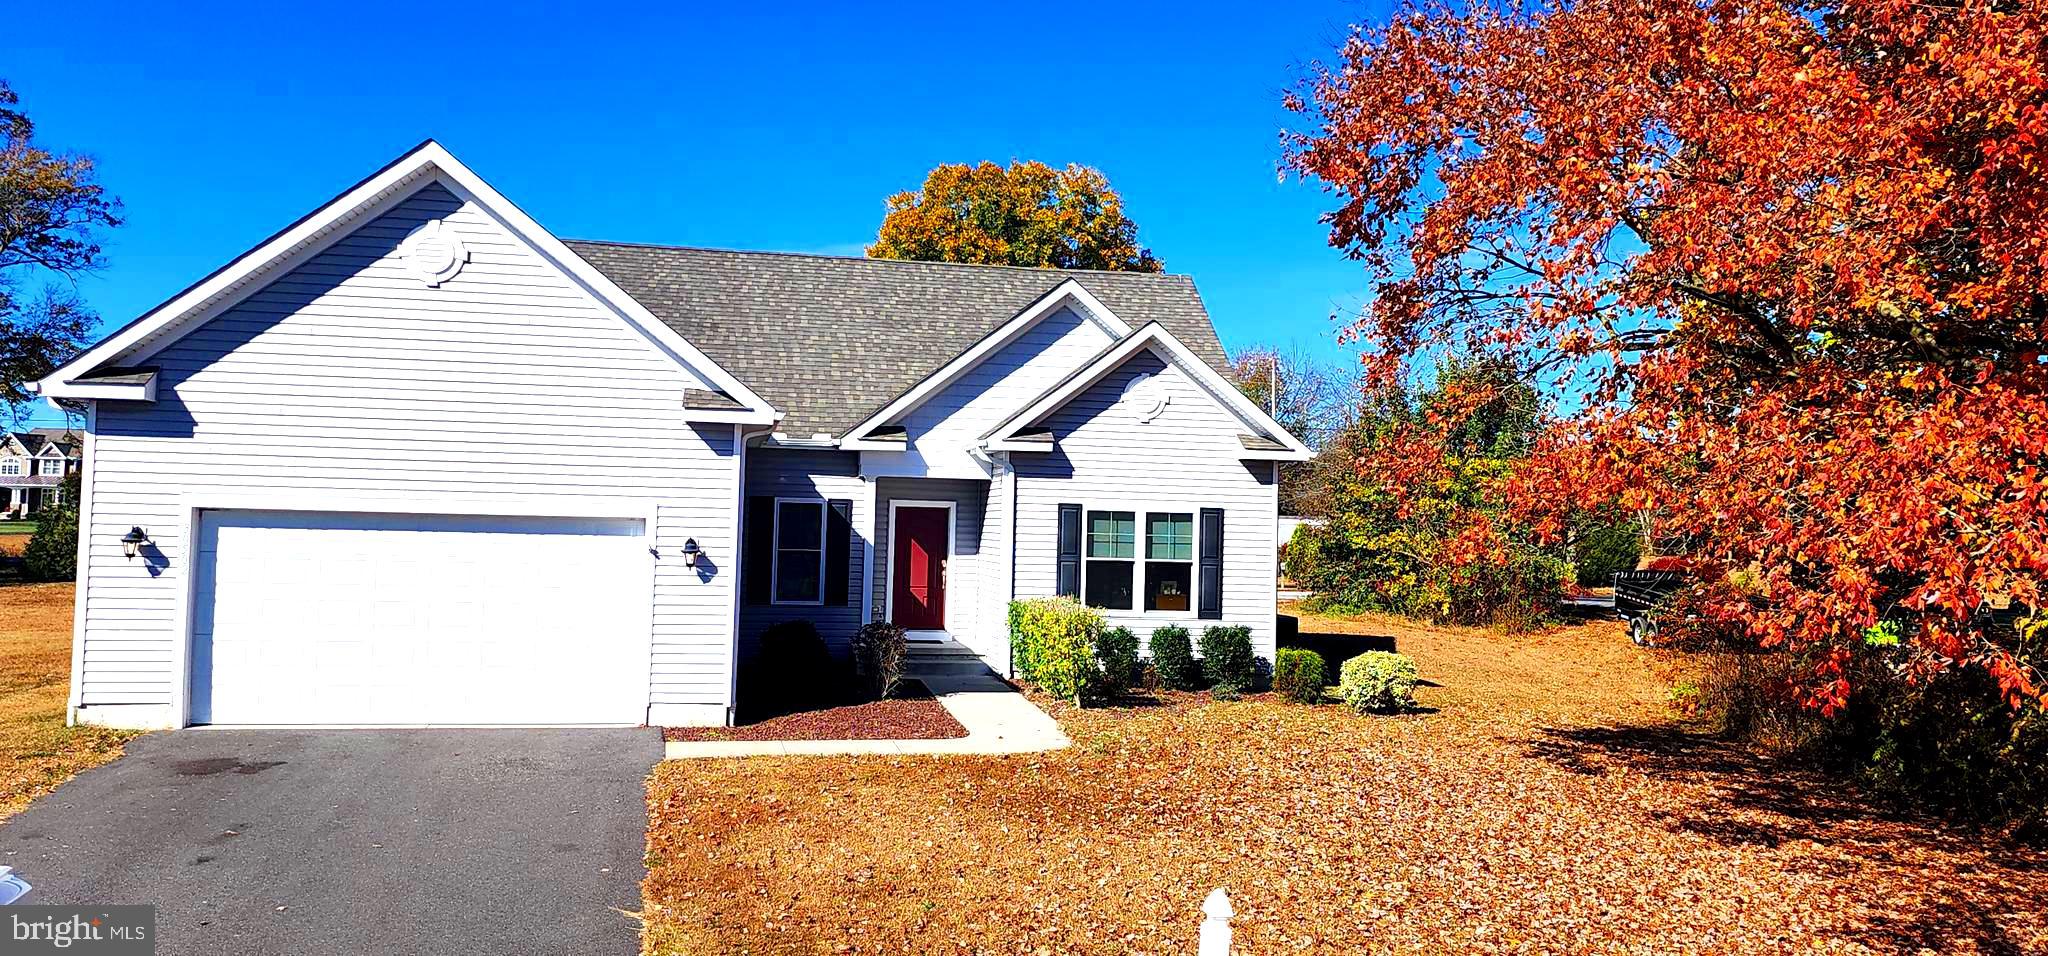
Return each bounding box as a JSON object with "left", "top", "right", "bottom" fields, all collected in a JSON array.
[{"left": 188, "top": 510, "right": 651, "bottom": 726}]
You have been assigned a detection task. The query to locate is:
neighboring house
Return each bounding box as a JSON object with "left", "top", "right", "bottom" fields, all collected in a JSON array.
[
  {"left": 31, "top": 142, "right": 1310, "bottom": 730},
  {"left": 1, "top": 429, "right": 83, "bottom": 518}
]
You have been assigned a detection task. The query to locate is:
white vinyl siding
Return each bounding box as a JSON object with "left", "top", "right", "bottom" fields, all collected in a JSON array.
[
  {"left": 888, "top": 306, "right": 1115, "bottom": 475},
  {"left": 77, "top": 183, "right": 740, "bottom": 723},
  {"left": 738, "top": 449, "right": 867, "bottom": 657},
  {"left": 1012, "top": 350, "right": 1279, "bottom": 661},
  {"left": 981, "top": 461, "right": 1015, "bottom": 669}
]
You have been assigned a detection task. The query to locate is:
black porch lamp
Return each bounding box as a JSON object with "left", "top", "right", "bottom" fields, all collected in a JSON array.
[
  {"left": 680, "top": 538, "right": 702, "bottom": 568},
  {"left": 120, "top": 527, "right": 150, "bottom": 560}
]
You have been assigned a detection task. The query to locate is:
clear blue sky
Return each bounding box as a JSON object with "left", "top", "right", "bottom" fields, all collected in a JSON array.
[{"left": 8, "top": 1, "right": 1380, "bottom": 427}]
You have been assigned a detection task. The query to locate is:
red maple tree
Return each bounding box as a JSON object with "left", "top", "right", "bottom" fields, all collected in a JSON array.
[{"left": 1286, "top": 0, "right": 2048, "bottom": 710}]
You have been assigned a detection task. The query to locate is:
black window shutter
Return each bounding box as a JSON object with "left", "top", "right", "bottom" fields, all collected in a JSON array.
[
  {"left": 1198, "top": 508, "right": 1224, "bottom": 619},
  {"left": 826, "top": 499, "right": 853, "bottom": 606},
  {"left": 1056, "top": 503, "right": 1082, "bottom": 598},
  {"left": 743, "top": 497, "right": 775, "bottom": 605}
]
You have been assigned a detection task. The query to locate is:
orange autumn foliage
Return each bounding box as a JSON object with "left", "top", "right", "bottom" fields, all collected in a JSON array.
[
  {"left": 867, "top": 160, "right": 1162, "bottom": 272},
  {"left": 1286, "top": 0, "right": 2048, "bottom": 711}
]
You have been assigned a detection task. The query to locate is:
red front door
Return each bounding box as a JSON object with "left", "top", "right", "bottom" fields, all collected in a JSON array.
[{"left": 891, "top": 507, "right": 948, "bottom": 630}]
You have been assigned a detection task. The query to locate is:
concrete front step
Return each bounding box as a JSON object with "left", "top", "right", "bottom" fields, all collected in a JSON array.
[
  {"left": 906, "top": 645, "right": 981, "bottom": 658},
  {"left": 905, "top": 658, "right": 998, "bottom": 677}
]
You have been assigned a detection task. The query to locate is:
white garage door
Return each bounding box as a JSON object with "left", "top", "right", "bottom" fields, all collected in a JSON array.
[{"left": 190, "top": 510, "right": 649, "bottom": 726}]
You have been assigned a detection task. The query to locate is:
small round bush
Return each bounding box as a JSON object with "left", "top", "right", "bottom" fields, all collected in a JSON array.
[
  {"left": 1274, "top": 648, "right": 1327, "bottom": 704},
  {"left": 1198, "top": 625, "right": 1257, "bottom": 692},
  {"left": 1091, "top": 626, "right": 1141, "bottom": 700},
  {"left": 1340, "top": 651, "right": 1419, "bottom": 713},
  {"left": 1148, "top": 625, "right": 1202, "bottom": 691}
]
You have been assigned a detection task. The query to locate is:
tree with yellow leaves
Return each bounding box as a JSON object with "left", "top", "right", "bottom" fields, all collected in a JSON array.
[{"left": 868, "top": 160, "right": 1160, "bottom": 272}]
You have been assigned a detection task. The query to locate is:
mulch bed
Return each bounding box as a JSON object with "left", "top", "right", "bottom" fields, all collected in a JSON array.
[{"left": 664, "top": 679, "right": 967, "bottom": 742}]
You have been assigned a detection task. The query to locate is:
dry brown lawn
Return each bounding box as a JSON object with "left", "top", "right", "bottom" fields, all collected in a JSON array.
[
  {"left": 0, "top": 582, "right": 134, "bottom": 822},
  {"left": 0, "top": 532, "right": 31, "bottom": 558},
  {"left": 643, "top": 607, "right": 2048, "bottom": 955}
]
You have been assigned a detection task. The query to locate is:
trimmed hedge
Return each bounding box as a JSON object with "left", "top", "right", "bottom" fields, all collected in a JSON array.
[
  {"left": 1148, "top": 625, "right": 1203, "bottom": 691},
  {"left": 1198, "top": 625, "right": 1258, "bottom": 692},
  {"left": 1340, "top": 651, "right": 1419, "bottom": 713},
  {"left": 1010, "top": 597, "right": 1103, "bottom": 701},
  {"left": 1092, "top": 626, "right": 1141, "bottom": 700},
  {"left": 1274, "top": 648, "right": 1327, "bottom": 704},
  {"left": 852, "top": 622, "right": 908, "bottom": 702}
]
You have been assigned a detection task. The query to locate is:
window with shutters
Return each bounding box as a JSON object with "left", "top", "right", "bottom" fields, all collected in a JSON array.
[
  {"left": 771, "top": 498, "right": 828, "bottom": 605},
  {"left": 1083, "top": 510, "right": 1135, "bottom": 610},
  {"left": 1144, "top": 512, "right": 1194, "bottom": 612},
  {"left": 1077, "top": 508, "right": 1209, "bottom": 615}
]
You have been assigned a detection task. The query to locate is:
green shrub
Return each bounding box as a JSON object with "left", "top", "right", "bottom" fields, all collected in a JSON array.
[
  {"left": 851, "top": 622, "right": 907, "bottom": 702},
  {"left": 1148, "top": 625, "right": 1202, "bottom": 691},
  {"left": 22, "top": 473, "right": 81, "bottom": 582},
  {"left": 1340, "top": 651, "right": 1419, "bottom": 713},
  {"left": 1250, "top": 655, "right": 1274, "bottom": 693},
  {"left": 1091, "top": 626, "right": 1141, "bottom": 700},
  {"left": 1009, "top": 597, "right": 1102, "bottom": 701},
  {"left": 1274, "top": 648, "right": 1327, "bottom": 704},
  {"left": 1686, "top": 634, "right": 2048, "bottom": 839},
  {"left": 1198, "top": 625, "right": 1257, "bottom": 692},
  {"left": 1572, "top": 520, "right": 1642, "bottom": 587}
]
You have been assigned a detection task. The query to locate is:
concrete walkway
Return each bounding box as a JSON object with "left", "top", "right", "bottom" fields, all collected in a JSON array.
[{"left": 663, "top": 672, "right": 1070, "bottom": 759}]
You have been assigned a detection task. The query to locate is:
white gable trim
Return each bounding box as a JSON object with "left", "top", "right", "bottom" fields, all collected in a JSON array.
[
  {"left": 982, "top": 323, "right": 1314, "bottom": 460},
  {"left": 34, "top": 142, "right": 779, "bottom": 425},
  {"left": 837, "top": 279, "right": 1132, "bottom": 450}
]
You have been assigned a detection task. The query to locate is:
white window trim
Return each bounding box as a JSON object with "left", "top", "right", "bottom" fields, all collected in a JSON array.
[
  {"left": 1079, "top": 504, "right": 1204, "bottom": 619},
  {"left": 0, "top": 460, "right": 18, "bottom": 476},
  {"left": 769, "top": 497, "right": 829, "bottom": 607}
]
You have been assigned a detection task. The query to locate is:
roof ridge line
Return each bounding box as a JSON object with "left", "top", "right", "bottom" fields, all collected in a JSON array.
[{"left": 561, "top": 239, "right": 1193, "bottom": 280}]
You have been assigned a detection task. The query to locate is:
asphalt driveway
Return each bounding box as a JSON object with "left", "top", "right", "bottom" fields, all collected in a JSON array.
[{"left": 0, "top": 729, "right": 662, "bottom": 956}]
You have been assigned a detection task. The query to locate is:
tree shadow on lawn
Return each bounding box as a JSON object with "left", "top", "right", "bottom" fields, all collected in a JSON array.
[{"left": 1527, "top": 723, "right": 2047, "bottom": 954}]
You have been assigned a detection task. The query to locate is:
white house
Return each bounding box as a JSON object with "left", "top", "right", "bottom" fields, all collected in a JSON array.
[{"left": 32, "top": 142, "right": 1310, "bottom": 730}]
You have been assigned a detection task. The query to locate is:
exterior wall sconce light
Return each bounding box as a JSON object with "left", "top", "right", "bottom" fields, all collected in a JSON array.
[
  {"left": 681, "top": 538, "right": 702, "bottom": 568},
  {"left": 120, "top": 527, "right": 151, "bottom": 560}
]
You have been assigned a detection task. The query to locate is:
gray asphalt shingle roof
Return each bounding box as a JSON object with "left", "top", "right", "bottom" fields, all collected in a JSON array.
[{"left": 565, "top": 242, "right": 1231, "bottom": 438}]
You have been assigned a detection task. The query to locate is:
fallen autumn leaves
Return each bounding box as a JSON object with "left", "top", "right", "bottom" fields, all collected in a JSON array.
[{"left": 642, "top": 609, "right": 2047, "bottom": 954}]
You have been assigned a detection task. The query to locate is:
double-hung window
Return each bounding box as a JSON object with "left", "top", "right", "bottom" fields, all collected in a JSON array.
[
  {"left": 1083, "top": 510, "right": 1136, "bottom": 610},
  {"left": 1079, "top": 508, "right": 1200, "bottom": 614},
  {"left": 0, "top": 460, "right": 17, "bottom": 476},
  {"left": 771, "top": 499, "right": 827, "bottom": 605},
  {"left": 1144, "top": 513, "right": 1195, "bottom": 611}
]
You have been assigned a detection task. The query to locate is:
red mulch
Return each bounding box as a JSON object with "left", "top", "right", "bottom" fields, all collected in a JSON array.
[{"left": 664, "top": 680, "right": 967, "bottom": 742}]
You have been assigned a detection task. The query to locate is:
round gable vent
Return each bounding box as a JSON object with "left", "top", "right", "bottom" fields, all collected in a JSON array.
[
  {"left": 400, "top": 220, "right": 470, "bottom": 287},
  {"left": 1121, "top": 371, "right": 1170, "bottom": 423}
]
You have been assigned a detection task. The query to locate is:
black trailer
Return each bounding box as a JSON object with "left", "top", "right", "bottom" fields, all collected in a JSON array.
[{"left": 1613, "top": 569, "right": 1687, "bottom": 646}]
